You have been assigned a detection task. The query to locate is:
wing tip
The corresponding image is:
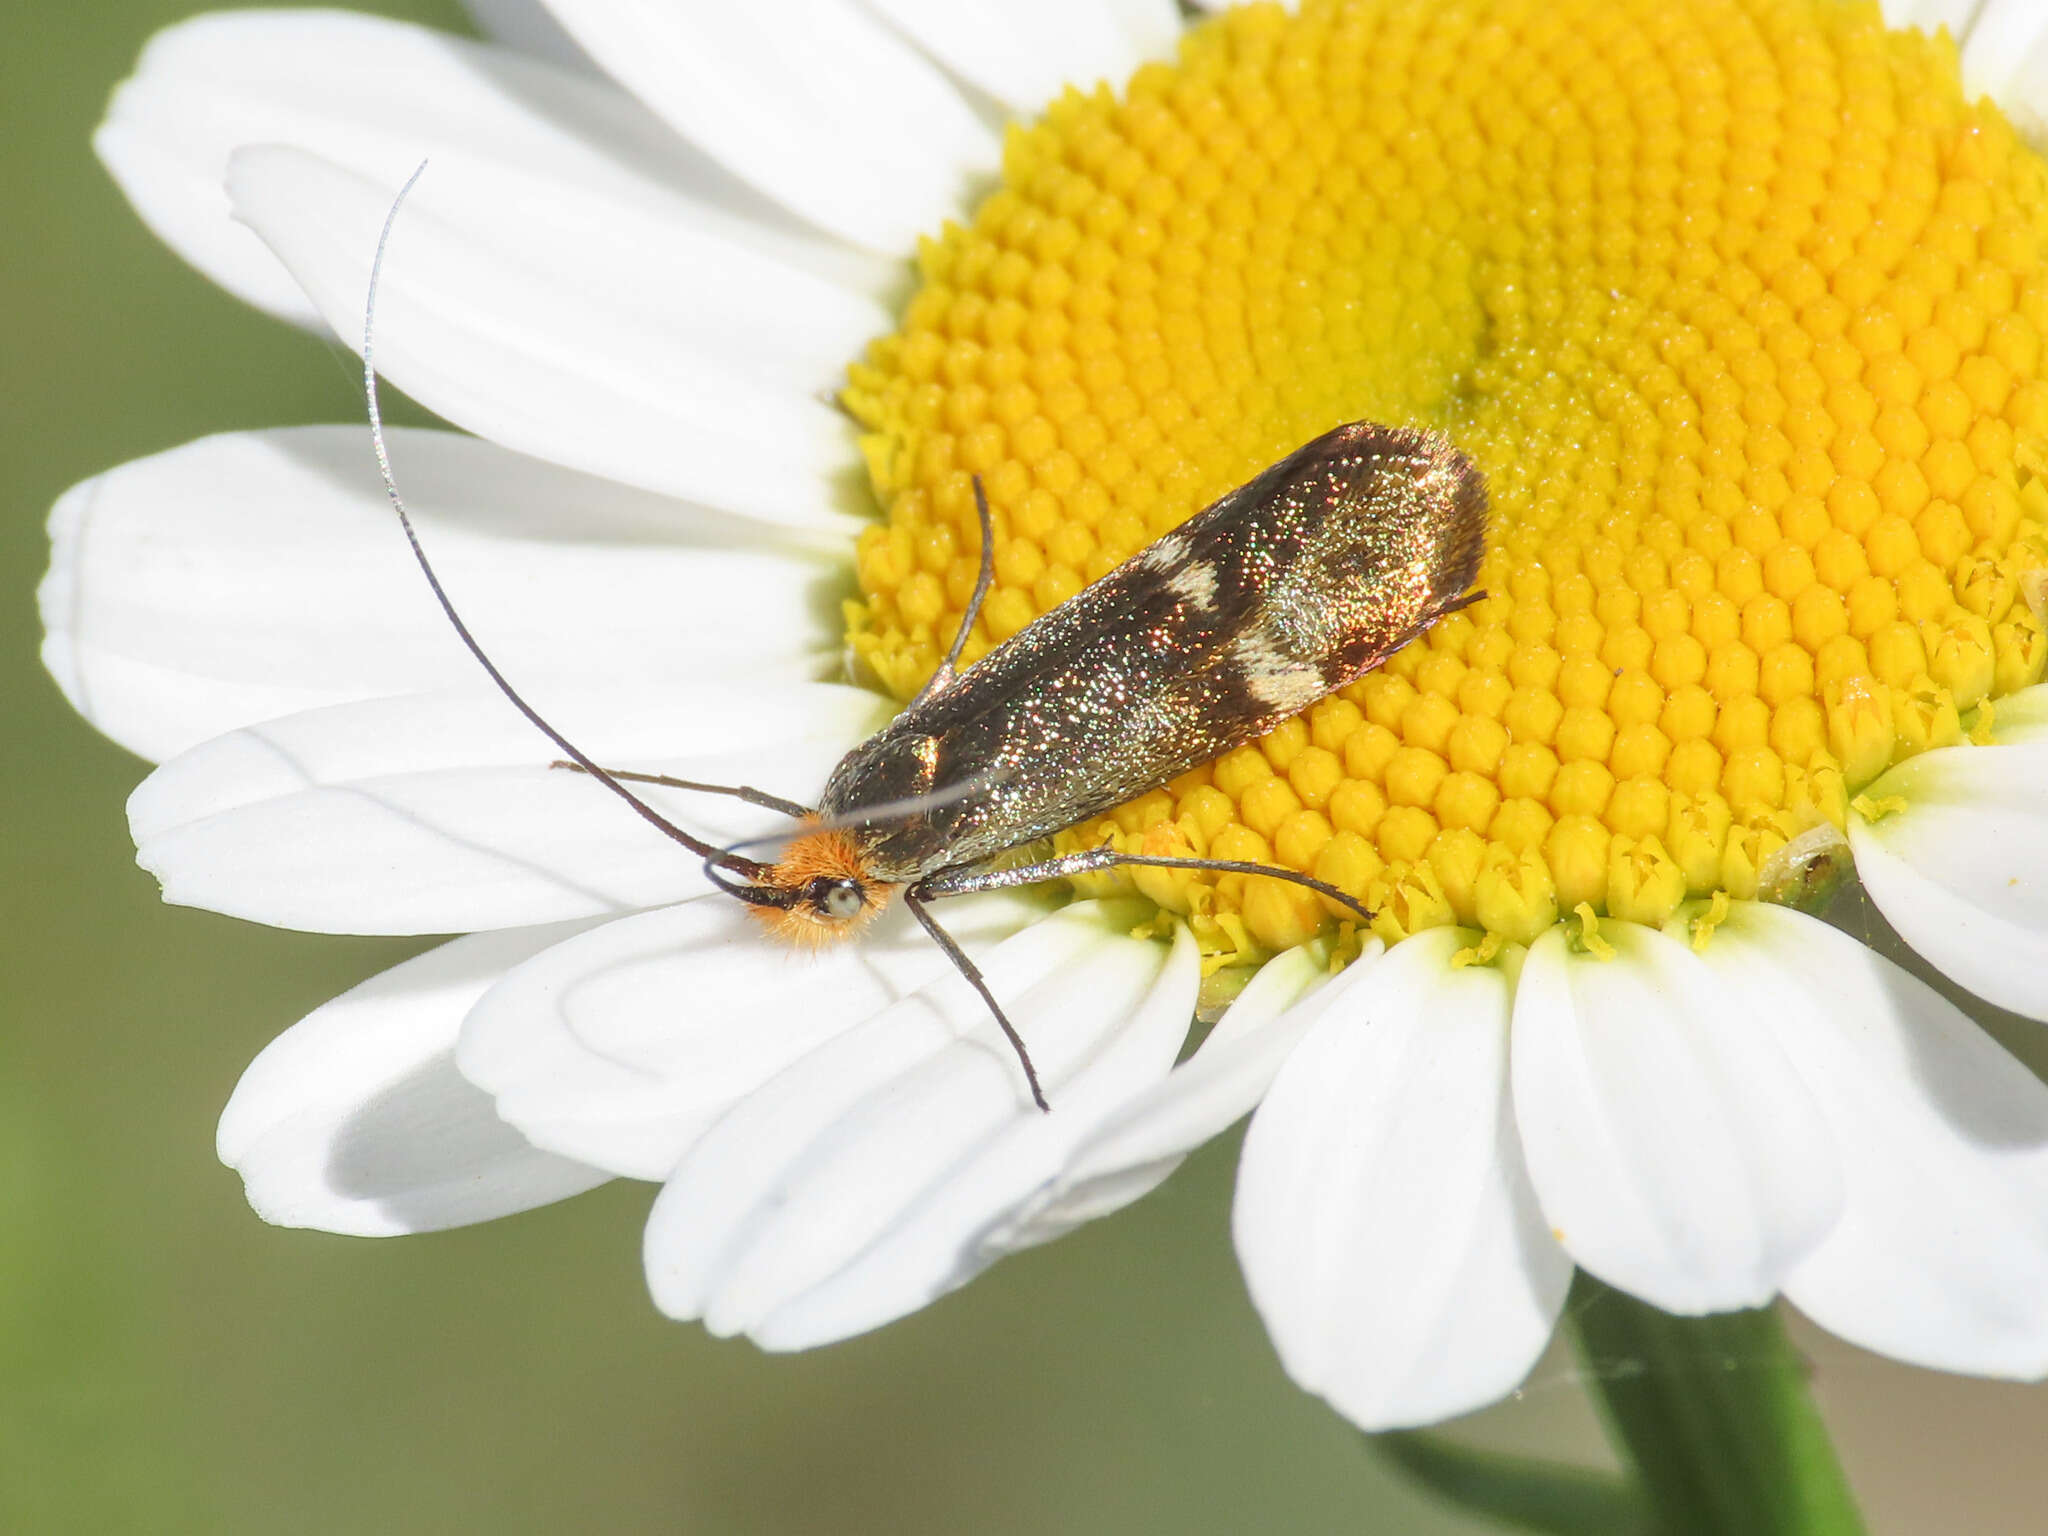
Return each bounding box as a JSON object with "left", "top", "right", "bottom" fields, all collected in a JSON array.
[
  {"left": 1317, "top": 419, "right": 1489, "bottom": 602},
  {"left": 1430, "top": 434, "right": 1489, "bottom": 603}
]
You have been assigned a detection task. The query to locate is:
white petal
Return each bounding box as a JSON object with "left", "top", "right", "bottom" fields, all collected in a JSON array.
[
  {"left": 129, "top": 677, "right": 884, "bottom": 934},
  {"left": 1880, "top": 1, "right": 1990, "bottom": 43},
  {"left": 994, "top": 940, "right": 1375, "bottom": 1247},
  {"left": 1989, "top": 681, "right": 2048, "bottom": 744},
  {"left": 459, "top": 889, "right": 1049, "bottom": 1178},
  {"left": 1100, "top": 0, "right": 1189, "bottom": 62},
  {"left": 459, "top": 0, "right": 595, "bottom": 71},
  {"left": 866, "top": 0, "right": 1168, "bottom": 114},
  {"left": 219, "top": 925, "right": 611, "bottom": 1235},
  {"left": 642, "top": 906, "right": 1197, "bottom": 1347},
  {"left": 1510, "top": 923, "right": 1843, "bottom": 1314},
  {"left": 227, "top": 146, "right": 869, "bottom": 530},
  {"left": 1234, "top": 928, "right": 1572, "bottom": 1431},
  {"left": 1850, "top": 742, "right": 2048, "bottom": 1021},
  {"left": 38, "top": 426, "right": 846, "bottom": 763},
  {"left": 1688, "top": 904, "right": 2048, "bottom": 1378},
  {"left": 297, "top": 146, "right": 888, "bottom": 395},
  {"left": 537, "top": 0, "right": 997, "bottom": 252},
  {"left": 97, "top": 10, "right": 884, "bottom": 329},
  {"left": 1960, "top": 0, "right": 2048, "bottom": 146}
]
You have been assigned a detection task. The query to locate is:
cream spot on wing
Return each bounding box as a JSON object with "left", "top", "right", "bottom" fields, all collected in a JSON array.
[
  {"left": 1136, "top": 532, "right": 1190, "bottom": 572},
  {"left": 1233, "top": 627, "right": 1327, "bottom": 711},
  {"left": 1168, "top": 559, "right": 1220, "bottom": 610}
]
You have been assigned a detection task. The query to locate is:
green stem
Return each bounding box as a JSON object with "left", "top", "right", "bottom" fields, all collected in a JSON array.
[{"left": 1568, "top": 1272, "right": 1865, "bottom": 1536}]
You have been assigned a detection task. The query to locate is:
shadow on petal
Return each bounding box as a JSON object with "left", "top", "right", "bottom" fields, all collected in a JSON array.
[{"left": 312, "top": 1050, "right": 613, "bottom": 1233}]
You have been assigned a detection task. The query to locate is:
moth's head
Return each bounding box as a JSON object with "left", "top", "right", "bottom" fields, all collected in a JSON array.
[{"left": 723, "top": 824, "right": 897, "bottom": 948}]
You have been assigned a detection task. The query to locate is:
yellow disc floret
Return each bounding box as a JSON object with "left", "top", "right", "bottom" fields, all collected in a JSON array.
[{"left": 841, "top": 0, "right": 2048, "bottom": 958}]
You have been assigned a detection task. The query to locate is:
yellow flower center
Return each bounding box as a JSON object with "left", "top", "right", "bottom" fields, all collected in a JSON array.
[{"left": 841, "top": 0, "right": 2048, "bottom": 960}]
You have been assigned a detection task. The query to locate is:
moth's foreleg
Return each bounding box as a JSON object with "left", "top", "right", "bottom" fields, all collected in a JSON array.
[
  {"left": 903, "top": 887, "right": 1050, "bottom": 1114},
  {"left": 547, "top": 761, "right": 812, "bottom": 820},
  {"left": 916, "top": 849, "right": 1375, "bottom": 926},
  {"left": 902, "top": 475, "right": 999, "bottom": 711},
  {"left": 948, "top": 477, "right": 998, "bottom": 673}
]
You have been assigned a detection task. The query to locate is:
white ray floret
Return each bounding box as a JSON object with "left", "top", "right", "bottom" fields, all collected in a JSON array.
[
  {"left": 127, "top": 677, "right": 884, "bottom": 933},
  {"left": 994, "top": 939, "right": 1364, "bottom": 1249},
  {"left": 228, "top": 146, "right": 870, "bottom": 528},
  {"left": 1510, "top": 921, "right": 1843, "bottom": 1315},
  {"left": 1236, "top": 928, "right": 1572, "bottom": 1430},
  {"left": 96, "top": 10, "right": 890, "bottom": 326},
  {"left": 38, "top": 426, "right": 846, "bottom": 763},
  {"left": 862, "top": 0, "right": 1181, "bottom": 116},
  {"left": 219, "top": 923, "right": 613, "bottom": 1235},
  {"left": 1850, "top": 739, "right": 2048, "bottom": 1023},
  {"left": 459, "top": 0, "right": 596, "bottom": 72},
  {"left": 642, "top": 905, "right": 1199, "bottom": 1347},
  {"left": 458, "top": 890, "right": 1051, "bottom": 1180},
  {"left": 1683, "top": 902, "right": 2048, "bottom": 1377},
  {"left": 533, "top": 0, "right": 999, "bottom": 252},
  {"left": 1957, "top": 0, "right": 2048, "bottom": 146}
]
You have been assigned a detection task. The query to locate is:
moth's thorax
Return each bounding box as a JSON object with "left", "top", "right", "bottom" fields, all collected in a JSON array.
[
  {"left": 819, "top": 725, "right": 939, "bottom": 810},
  {"left": 749, "top": 824, "right": 898, "bottom": 948},
  {"left": 814, "top": 724, "right": 956, "bottom": 883}
]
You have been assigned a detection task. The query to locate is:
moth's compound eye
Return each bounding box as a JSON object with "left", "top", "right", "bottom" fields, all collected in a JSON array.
[{"left": 815, "top": 878, "right": 866, "bottom": 920}]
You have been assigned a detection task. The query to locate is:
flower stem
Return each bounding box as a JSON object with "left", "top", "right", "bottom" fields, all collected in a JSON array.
[{"left": 1569, "top": 1272, "right": 1865, "bottom": 1536}]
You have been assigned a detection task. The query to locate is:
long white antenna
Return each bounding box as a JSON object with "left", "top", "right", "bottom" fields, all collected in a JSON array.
[{"left": 360, "top": 162, "right": 739, "bottom": 868}]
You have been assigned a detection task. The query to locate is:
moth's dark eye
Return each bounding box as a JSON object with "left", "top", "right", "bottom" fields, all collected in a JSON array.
[{"left": 813, "top": 878, "right": 866, "bottom": 920}]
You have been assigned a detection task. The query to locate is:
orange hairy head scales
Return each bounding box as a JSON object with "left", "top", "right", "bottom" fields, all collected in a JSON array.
[{"left": 749, "top": 825, "right": 900, "bottom": 948}]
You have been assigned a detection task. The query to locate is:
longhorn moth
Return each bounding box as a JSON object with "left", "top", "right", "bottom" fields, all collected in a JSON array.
[{"left": 363, "top": 168, "right": 1487, "bottom": 1110}]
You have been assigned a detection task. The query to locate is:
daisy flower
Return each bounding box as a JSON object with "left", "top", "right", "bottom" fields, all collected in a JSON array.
[{"left": 41, "top": 0, "right": 2048, "bottom": 1447}]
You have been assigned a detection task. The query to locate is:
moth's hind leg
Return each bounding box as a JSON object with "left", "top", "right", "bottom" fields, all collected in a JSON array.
[
  {"left": 903, "top": 888, "right": 1049, "bottom": 1114},
  {"left": 914, "top": 848, "right": 1374, "bottom": 925},
  {"left": 908, "top": 849, "right": 1371, "bottom": 1109},
  {"left": 547, "top": 761, "right": 812, "bottom": 820}
]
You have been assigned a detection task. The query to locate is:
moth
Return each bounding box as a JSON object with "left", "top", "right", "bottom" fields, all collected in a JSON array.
[{"left": 363, "top": 174, "right": 1487, "bottom": 1110}]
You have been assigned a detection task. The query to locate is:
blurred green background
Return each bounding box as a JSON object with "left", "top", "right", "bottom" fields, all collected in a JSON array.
[{"left": 8, "top": 3, "right": 2048, "bottom": 1532}]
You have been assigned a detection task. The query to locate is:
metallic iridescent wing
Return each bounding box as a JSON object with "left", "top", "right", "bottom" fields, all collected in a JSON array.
[{"left": 822, "top": 421, "right": 1488, "bottom": 883}]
